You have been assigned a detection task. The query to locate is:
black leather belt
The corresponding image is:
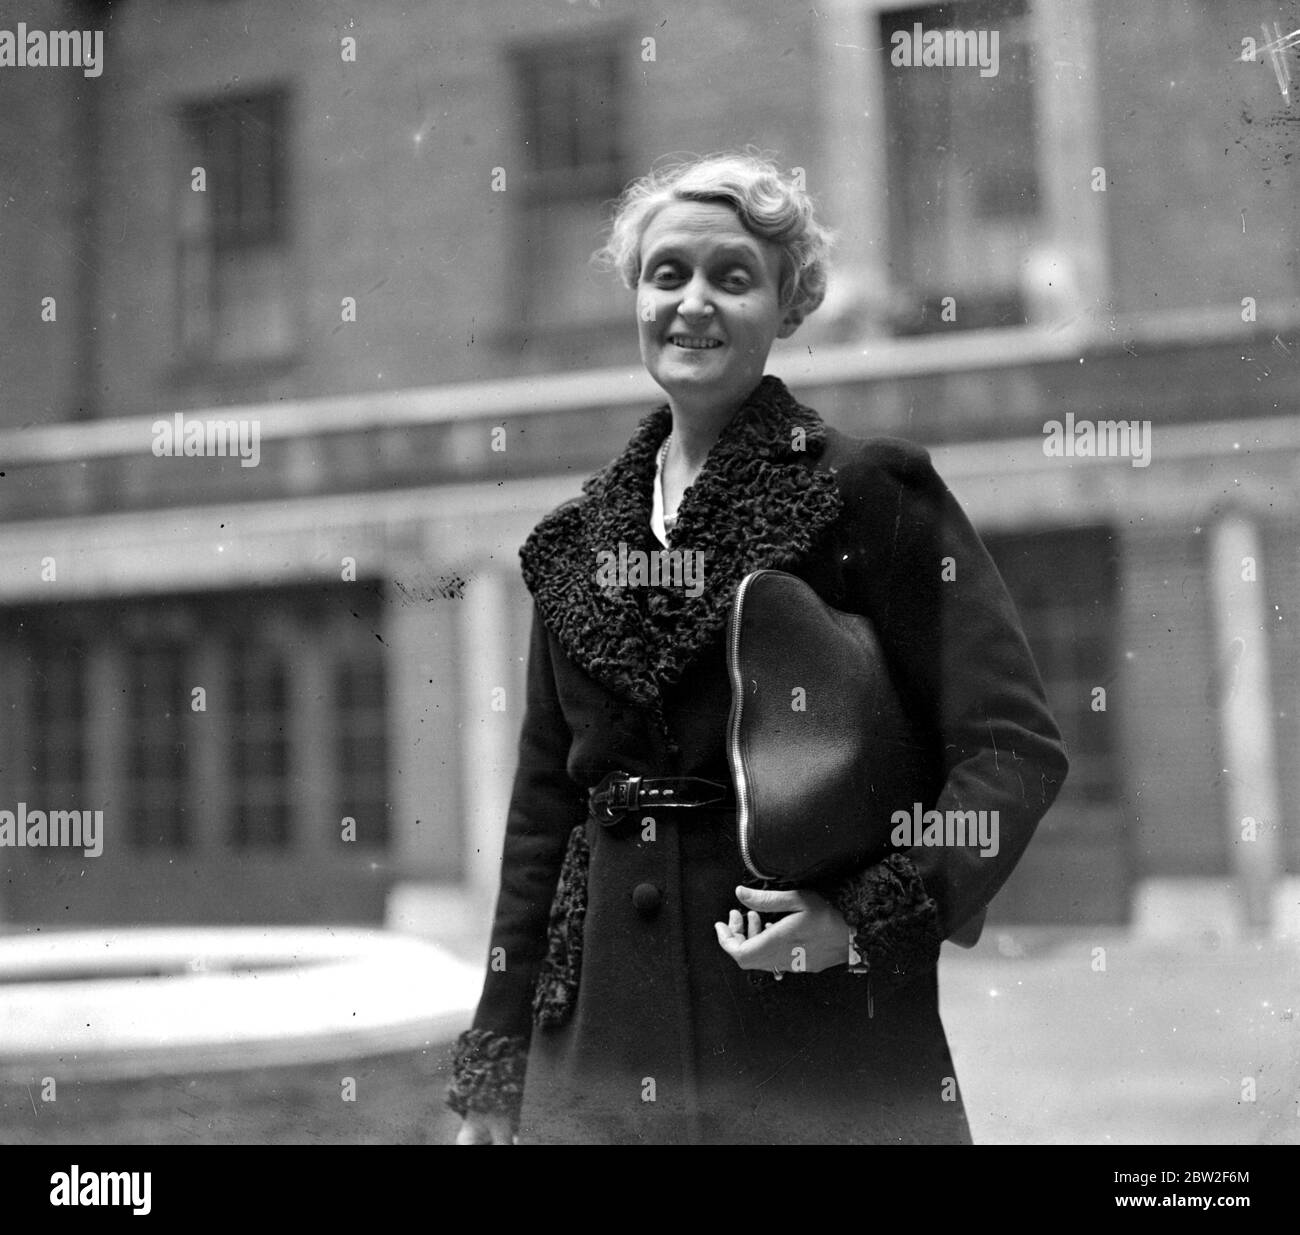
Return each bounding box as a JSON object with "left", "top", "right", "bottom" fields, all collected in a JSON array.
[{"left": 589, "top": 771, "right": 733, "bottom": 824}]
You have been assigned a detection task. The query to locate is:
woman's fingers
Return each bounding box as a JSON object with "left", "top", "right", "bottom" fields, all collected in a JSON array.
[
  {"left": 717, "top": 887, "right": 838, "bottom": 969},
  {"left": 715, "top": 910, "right": 768, "bottom": 942},
  {"left": 715, "top": 917, "right": 744, "bottom": 946},
  {"left": 735, "top": 885, "right": 805, "bottom": 913},
  {"left": 713, "top": 906, "right": 807, "bottom": 969}
]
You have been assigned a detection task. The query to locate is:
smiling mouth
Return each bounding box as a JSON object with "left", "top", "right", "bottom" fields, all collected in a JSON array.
[{"left": 668, "top": 335, "right": 724, "bottom": 350}]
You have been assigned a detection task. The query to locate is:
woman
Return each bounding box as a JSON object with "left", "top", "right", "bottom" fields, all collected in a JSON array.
[{"left": 448, "top": 153, "right": 1068, "bottom": 1145}]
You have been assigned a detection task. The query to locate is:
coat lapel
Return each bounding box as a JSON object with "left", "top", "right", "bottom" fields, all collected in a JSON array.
[{"left": 519, "top": 375, "right": 844, "bottom": 710}]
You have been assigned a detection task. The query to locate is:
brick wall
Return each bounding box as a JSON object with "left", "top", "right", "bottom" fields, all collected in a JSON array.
[
  {"left": 0, "top": 0, "right": 88, "bottom": 428},
  {"left": 1116, "top": 525, "right": 1225, "bottom": 877},
  {"left": 4, "top": 1, "right": 1293, "bottom": 428},
  {"left": 7, "top": 0, "right": 824, "bottom": 424},
  {"left": 1095, "top": 0, "right": 1300, "bottom": 318}
]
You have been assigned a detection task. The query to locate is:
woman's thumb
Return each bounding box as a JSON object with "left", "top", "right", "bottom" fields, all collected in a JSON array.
[{"left": 734, "top": 884, "right": 802, "bottom": 911}]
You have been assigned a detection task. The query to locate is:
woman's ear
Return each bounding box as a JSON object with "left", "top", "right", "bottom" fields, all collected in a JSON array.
[{"left": 776, "top": 307, "right": 804, "bottom": 339}]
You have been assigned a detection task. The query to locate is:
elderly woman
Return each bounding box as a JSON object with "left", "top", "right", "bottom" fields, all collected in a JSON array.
[{"left": 448, "top": 153, "right": 1068, "bottom": 1145}]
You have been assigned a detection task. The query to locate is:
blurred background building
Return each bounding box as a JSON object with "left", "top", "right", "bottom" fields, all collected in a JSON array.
[{"left": 0, "top": 0, "right": 1296, "bottom": 947}]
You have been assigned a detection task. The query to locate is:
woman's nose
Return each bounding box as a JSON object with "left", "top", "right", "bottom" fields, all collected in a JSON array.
[{"left": 677, "top": 276, "right": 714, "bottom": 321}]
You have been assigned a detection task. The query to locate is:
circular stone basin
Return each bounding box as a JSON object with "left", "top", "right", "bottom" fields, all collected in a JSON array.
[{"left": 0, "top": 927, "right": 483, "bottom": 1081}]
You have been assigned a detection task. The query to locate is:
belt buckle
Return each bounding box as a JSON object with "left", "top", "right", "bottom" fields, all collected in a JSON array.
[{"left": 591, "top": 771, "right": 640, "bottom": 824}]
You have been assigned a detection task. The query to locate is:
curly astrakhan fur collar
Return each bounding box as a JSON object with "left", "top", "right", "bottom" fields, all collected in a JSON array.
[{"left": 519, "top": 375, "right": 843, "bottom": 713}]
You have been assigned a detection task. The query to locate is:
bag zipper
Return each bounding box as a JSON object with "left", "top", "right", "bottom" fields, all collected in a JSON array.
[{"left": 727, "top": 569, "right": 772, "bottom": 880}]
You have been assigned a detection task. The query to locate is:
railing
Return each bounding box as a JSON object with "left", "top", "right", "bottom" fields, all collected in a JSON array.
[
  {"left": 1, "top": 305, "right": 1289, "bottom": 464},
  {"left": 0, "top": 306, "right": 1294, "bottom": 524}
]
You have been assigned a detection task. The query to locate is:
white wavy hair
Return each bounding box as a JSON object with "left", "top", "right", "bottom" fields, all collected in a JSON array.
[{"left": 596, "top": 151, "right": 834, "bottom": 326}]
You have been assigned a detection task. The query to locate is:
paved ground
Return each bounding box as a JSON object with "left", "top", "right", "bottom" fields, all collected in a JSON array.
[
  {"left": 2, "top": 929, "right": 1295, "bottom": 1145},
  {"left": 941, "top": 929, "right": 1297, "bottom": 1145}
]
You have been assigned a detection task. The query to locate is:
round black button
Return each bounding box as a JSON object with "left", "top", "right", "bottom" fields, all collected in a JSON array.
[{"left": 631, "top": 882, "right": 662, "bottom": 917}]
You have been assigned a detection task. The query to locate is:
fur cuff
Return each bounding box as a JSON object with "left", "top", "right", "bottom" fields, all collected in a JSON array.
[
  {"left": 532, "top": 822, "right": 589, "bottom": 1029},
  {"left": 826, "top": 852, "right": 942, "bottom": 992},
  {"left": 446, "top": 1028, "right": 528, "bottom": 1121}
]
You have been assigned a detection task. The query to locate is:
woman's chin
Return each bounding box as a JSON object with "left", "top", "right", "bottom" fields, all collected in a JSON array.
[
  {"left": 661, "top": 351, "right": 722, "bottom": 370},
  {"left": 651, "top": 355, "right": 731, "bottom": 390}
]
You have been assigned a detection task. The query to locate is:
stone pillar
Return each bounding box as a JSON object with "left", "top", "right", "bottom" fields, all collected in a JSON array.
[
  {"left": 1207, "top": 512, "right": 1283, "bottom": 933},
  {"left": 456, "top": 568, "right": 519, "bottom": 909},
  {"left": 1031, "top": 0, "right": 1110, "bottom": 328},
  {"left": 384, "top": 582, "right": 464, "bottom": 882},
  {"left": 819, "top": 0, "right": 893, "bottom": 327}
]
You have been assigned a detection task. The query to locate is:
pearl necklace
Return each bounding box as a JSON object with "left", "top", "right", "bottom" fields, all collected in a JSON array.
[{"left": 657, "top": 434, "right": 677, "bottom": 531}]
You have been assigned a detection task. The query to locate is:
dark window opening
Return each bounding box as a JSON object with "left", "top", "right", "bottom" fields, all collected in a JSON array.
[
  {"left": 984, "top": 525, "right": 1120, "bottom": 807},
  {"left": 177, "top": 88, "right": 295, "bottom": 365},
  {"left": 879, "top": 1, "right": 1043, "bottom": 335},
  {"left": 336, "top": 648, "right": 391, "bottom": 847},
  {"left": 511, "top": 35, "right": 628, "bottom": 328}
]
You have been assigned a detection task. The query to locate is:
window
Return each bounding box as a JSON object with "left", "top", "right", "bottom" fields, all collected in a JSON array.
[
  {"left": 26, "top": 635, "right": 90, "bottom": 858},
  {"left": 123, "top": 643, "right": 192, "bottom": 848},
  {"left": 511, "top": 35, "right": 627, "bottom": 327},
  {"left": 878, "top": 1, "right": 1044, "bottom": 333},
  {"left": 178, "top": 89, "right": 295, "bottom": 364},
  {"left": 1, "top": 589, "right": 392, "bottom": 858},
  {"left": 336, "top": 647, "right": 391, "bottom": 847},
  {"left": 228, "top": 642, "right": 291, "bottom": 848}
]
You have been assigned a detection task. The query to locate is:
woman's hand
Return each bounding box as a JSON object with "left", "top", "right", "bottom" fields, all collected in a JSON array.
[
  {"left": 455, "top": 1111, "right": 515, "bottom": 1145},
  {"left": 713, "top": 885, "right": 852, "bottom": 975}
]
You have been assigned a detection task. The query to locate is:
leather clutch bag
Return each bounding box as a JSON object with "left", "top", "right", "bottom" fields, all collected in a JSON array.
[{"left": 725, "top": 568, "right": 934, "bottom": 887}]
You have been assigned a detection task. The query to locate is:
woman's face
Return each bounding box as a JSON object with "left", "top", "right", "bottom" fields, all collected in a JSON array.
[{"left": 635, "top": 201, "right": 799, "bottom": 413}]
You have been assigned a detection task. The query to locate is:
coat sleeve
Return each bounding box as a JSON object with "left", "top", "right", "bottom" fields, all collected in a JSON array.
[
  {"left": 822, "top": 441, "right": 1069, "bottom": 992},
  {"left": 446, "top": 604, "right": 586, "bottom": 1125}
]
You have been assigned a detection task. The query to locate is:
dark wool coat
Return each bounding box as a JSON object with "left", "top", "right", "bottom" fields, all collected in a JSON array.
[{"left": 448, "top": 375, "right": 1068, "bottom": 1145}]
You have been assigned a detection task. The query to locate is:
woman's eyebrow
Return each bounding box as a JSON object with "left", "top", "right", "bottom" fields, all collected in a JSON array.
[
  {"left": 642, "top": 240, "right": 764, "bottom": 267},
  {"left": 710, "top": 243, "right": 763, "bottom": 265}
]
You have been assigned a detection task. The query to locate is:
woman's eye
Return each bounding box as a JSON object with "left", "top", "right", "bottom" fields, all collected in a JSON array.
[
  {"left": 647, "top": 266, "right": 681, "bottom": 285},
  {"left": 721, "top": 271, "right": 752, "bottom": 290}
]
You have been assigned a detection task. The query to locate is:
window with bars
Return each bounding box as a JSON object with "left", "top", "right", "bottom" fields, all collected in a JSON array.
[
  {"left": 878, "top": 0, "right": 1044, "bottom": 334},
  {"left": 336, "top": 649, "right": 391, "bottom": 847},
  {"left": 177, "top": 88, "right": 295, "bottom": 364},
  {"left": 25, "top": 636, "right": 90, "bottom": 859},
  {"left": 0, "top": 589, "right": 390, "bottom": 858},
  {"left": 29, "top": 641, "right": 88, "bottom": 795},
  {"left": 511, "top": 35, "right": 628, "bottom": 327},
  {"left": 228, "top": 642, "right": 292, "bottom": 848},
  {"left": 123, "top": 643, "right": 192, "bottom": 848}
]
